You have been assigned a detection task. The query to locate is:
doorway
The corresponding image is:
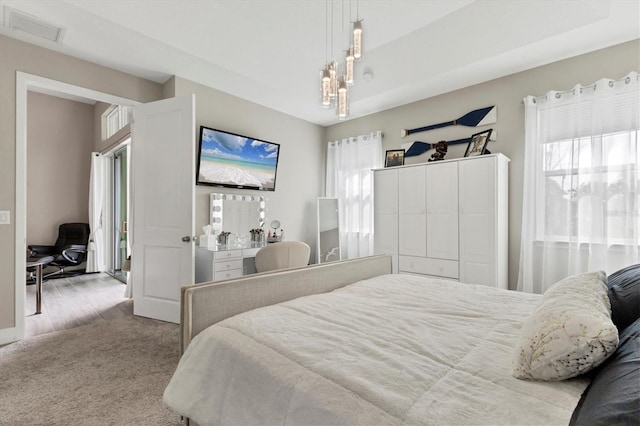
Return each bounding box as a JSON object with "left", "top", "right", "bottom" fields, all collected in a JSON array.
[
  {"left": 12, "top": 72, "right": 140, "bottom": 343},
  {"left": 109, "top": 142, "right": 131, "bottom": 283},
  {"left": 13, "top": 73, "right": 195, "bottom": 342}
]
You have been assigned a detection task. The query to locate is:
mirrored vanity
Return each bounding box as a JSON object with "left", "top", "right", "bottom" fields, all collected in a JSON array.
[
  {"left": 209, "top": 193, "right": 267, "bottom": 238},
  {"left": 195, "top": 193, "right": 268, "bottom": 283}
]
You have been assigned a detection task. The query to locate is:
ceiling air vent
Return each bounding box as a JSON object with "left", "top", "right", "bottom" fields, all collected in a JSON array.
[{"left": 3, "top": 6, "right": 66, "bottom": 43}]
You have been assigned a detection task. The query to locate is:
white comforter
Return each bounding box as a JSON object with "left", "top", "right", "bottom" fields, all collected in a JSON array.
[{"left": 164, "top": 274, "right": 589, "bottom": 425}]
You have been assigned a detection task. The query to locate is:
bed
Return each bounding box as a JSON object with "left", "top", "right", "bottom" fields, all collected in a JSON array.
[{"left": 164, "top": 255, "right": 640, "bottom": 426}]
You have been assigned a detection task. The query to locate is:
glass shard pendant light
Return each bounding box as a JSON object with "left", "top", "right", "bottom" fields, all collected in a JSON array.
[
  {"left": 329, "top": 61, "right": 337, "bottom": 99},
  {"left": 337, "top": 77, "right": 348, "bottom": 120},
  {"left": 318, "top": 0, "right": 364, "bottom": 117},
  {"left": 353, "top": 20, "right": 362, "bottom": 60},
  {"left": 321, "top": 67, "right": 331, "bottom": 107},
  {"left": 345, "top": 47, "right": 355, "bottom": 85}
]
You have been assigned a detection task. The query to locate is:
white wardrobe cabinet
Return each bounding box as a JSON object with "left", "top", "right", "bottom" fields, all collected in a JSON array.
[{"left": 373, "top": 154, "right": 509, "bottom": 289}]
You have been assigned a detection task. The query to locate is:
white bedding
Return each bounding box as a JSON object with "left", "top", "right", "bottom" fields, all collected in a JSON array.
[{"left": 164, "top": 274, "right": 589, "bottom": 425}]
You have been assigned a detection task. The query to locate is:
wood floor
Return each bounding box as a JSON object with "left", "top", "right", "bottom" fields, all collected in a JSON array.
[{"left": 24, "top": 273, "right": 131, "bottom": 338}]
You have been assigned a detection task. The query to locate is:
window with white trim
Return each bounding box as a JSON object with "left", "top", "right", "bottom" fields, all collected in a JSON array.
[
  {"left": 519, "top": 72, "right": 639, "bottom": 293},
  {"left": 541, "top": 130, "right": 639, "bottom": 245},
  {"left": 102, "top": 105, "right": 133, "bottom": 141}
]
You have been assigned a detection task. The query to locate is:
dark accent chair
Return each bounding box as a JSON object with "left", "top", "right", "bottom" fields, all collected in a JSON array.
[{"left": 28, "top": 223, "right": 90, "bottom": 279}]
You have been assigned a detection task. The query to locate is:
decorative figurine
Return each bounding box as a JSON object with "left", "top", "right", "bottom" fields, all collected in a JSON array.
[{"left": 428, "top": 140, "right": 448, "bottom": 162}]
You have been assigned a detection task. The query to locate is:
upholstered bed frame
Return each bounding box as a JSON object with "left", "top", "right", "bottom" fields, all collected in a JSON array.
[{"left": 180, "top": 254, "right": 393, "bottom": 353}]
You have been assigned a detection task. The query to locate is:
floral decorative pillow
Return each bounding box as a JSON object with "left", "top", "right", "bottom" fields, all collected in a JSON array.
[{"left": 512, "top": 270, "right": 619, "bottom": 381}]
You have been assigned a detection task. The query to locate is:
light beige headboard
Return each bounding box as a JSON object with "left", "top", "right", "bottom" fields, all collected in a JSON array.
[{"left": 180, "top": 254, "right": 392, "bottom": 353}]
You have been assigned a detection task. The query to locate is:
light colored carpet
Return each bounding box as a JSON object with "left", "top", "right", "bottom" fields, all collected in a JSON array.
[{"left": 0, "top": 315, "right": 182, "bottom": 425}]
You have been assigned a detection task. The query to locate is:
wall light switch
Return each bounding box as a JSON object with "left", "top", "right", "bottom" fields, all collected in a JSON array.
[{"left": 0, "top": 211, "right": 10, "bottom": 225}]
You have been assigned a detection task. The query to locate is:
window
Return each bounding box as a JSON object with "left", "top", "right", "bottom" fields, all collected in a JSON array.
[
  {"left": 102, "top": 105, "right": 133, "bottom": 140},
  {"left": 519, "top": 72, "right": 639, "bottom": 293},
  {"left": 541, "top": 131, "right": 638, "bottom": 244},
  {"left": 326, "top": 132, "right": 382, "bottom": 259}
]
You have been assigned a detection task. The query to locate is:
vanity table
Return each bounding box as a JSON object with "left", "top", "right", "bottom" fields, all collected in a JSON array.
[
  {"left": 195, "top": 242, "right": 266, "bottom": 283},
  {"left": 195, "top": 192, "right": 269, "bottom": 283}
]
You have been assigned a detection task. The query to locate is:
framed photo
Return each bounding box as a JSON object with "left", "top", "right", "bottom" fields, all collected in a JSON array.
[
  {"left": 385, "top": 149, "right": 405, "bottom": 167},
  {"left": 464, "top": 129, "right": 493, "bottom": 157}
]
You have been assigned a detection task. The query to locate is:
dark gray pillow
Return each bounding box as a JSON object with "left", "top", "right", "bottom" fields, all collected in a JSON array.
[
  {"left": 569, "top": 317, "right": 640, "bottom": 425},
  {"left": 607, "top": 264, "right": 640, "bottom": 332}
]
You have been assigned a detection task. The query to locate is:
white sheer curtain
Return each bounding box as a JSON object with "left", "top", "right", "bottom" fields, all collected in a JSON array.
[
  {"left": 86, "top": 152, "right": 106, "bottom": 273},
  {"left": 326, "top": 131, "right": 383, "bottom": 260},
  {"left": 519, "top": 72, "right": 640, "bottom": 293}
]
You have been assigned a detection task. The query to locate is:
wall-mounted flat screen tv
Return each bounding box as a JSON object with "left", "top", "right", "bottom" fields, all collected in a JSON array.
[{"left": 196, "top": 126, "right": 280, "bottom": 191}]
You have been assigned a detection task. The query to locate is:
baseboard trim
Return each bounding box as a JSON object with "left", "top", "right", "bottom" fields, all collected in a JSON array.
[{"left": 0, "top": 325, "right": 22, "bottom": 346}]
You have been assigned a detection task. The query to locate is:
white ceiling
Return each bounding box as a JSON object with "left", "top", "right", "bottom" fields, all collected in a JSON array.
[{"left": 1, "top": 0, "right": 638, "bottom": 126}]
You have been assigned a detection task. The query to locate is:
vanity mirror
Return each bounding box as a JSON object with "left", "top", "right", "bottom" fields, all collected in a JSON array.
[{"left": 210, "top": 193, "right": 267, "bottom": 238}]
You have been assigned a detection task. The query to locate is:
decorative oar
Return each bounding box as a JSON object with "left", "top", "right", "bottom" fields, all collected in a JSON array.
[
  {"left": 404, "top": 138, "right": 469, "bottom": 157},
  {"left": 401, "top": 130, "right": 497, "bottom": 157},
  {"left": 400, "top": 106, "right": 497, "bottom": 137}
]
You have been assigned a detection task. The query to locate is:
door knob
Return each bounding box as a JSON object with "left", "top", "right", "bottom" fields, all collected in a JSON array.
[{"left": 182, "top": 236, "right": 192, "bottom": 242}]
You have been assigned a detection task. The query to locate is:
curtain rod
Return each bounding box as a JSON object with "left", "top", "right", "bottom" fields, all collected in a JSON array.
[
  {"left": 328, "top": 131, "right": 383, "bottom": 145},
  {"left": 529, "top": 74, "right": 638, "bottom": 104}
]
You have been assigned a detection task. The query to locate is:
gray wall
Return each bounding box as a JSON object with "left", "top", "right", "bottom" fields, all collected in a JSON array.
[
  {"left": 326, "top": 39, "right": 640, "bottom": 289},
  {"left": 168, "top": 77, "right": 326, "bottom": 262},
  {"left": 27, "top": 92, "right": 94, "bottom": 246},
  {"left": 0, "top": 34, "right": 163, "bottom": 330}
]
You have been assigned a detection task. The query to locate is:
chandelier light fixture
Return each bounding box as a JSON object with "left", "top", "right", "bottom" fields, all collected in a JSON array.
[{"left": 319, "top": 0, "right": 363, "bottom": 120}]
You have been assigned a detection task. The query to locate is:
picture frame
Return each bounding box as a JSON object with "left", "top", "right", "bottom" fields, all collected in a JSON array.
[
  {"left": 385, "top": 149, "right": 405, "bottom": 167},
  {"left": 464, "top": 129, "right": 493, "bottom": 157}
]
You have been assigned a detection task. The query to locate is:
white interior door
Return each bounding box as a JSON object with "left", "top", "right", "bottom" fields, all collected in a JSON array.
[{"left": 131, "top": 94, "right": 195, "bottom": 323}]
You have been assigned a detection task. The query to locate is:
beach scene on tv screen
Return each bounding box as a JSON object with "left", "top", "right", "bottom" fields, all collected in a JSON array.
[{"left": 199, "top": 128, "right": 279, "bottom": 190}]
